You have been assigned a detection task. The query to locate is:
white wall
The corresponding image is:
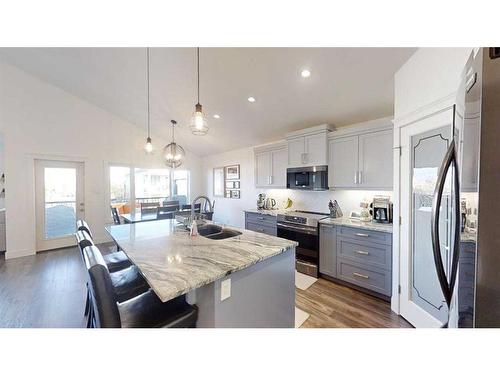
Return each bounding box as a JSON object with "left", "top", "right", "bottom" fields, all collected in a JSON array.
[
  {"left": 0, "top": 61, "right": 204, "bottom": 259},
  {"left": 394, "top": 48, "right": 472, "bottom": 120},
  {"left": 202, "top": 121, "right": 393, "bottom": 229}
]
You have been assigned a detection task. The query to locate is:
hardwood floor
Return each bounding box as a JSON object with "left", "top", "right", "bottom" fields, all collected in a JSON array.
[
  {"left": 0, "top": 244, "right": 114, "bottom": 328},
  {"left": 296, "top": 277, "right": 413, "bottom": 328},
  {"left": 1, "top": 246, "right": 411, "bottom": 328}
]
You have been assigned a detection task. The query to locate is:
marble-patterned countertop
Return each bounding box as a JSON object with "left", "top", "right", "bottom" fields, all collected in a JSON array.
[
  {"left": 319, "top": 217, "right": 393, "bottom": 233},
  {"left": 106, "top": 220, "right": 297, "bottom": 302}
]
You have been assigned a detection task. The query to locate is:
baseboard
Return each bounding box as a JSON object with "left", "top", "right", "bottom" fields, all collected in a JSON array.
[
  {"left": 320, "top": 273, "right": 391, "bottom": 302},
  {"left": 5, "top": 249, "right": 36, "bottom": 259}
]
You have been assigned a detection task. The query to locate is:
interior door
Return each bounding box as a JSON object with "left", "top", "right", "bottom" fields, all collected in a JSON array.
[
  {"left": 35, "top": 160, "right": 85, "bottom": 251},
  {"left": 328, "top": 136, "right": 359, "bottom": 188},
  {"left": 400, "top": 109, "right": 455, "bottom": 327}
]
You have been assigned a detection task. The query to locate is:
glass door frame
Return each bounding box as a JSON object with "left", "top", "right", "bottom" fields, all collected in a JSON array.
[
  {"left": 399, "top": 107, "right": 456, "bottom": 328},
  {"left": 35, "top": 159, "right": 85, "bottom": 251}
]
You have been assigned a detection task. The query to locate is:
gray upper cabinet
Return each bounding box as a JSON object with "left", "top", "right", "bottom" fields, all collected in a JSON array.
[
  {"left": 286, "top": 124, "right": 331, "bottom": 168},
  {"left": 254, "top": 142, "right": 287, "bottom": 188},
  {"left": 329, "top": 126, "right": 393, "bottom": 190},
  {"left": 358, "top": 129, "right": 393, "bottom": 189},
  {"left": 328, "top": 136, "right": 359, "bottom": 188}
]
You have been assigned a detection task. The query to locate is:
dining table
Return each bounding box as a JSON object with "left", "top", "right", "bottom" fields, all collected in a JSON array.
[{"left": 120, "top": 211, "right": 159, "bottom": 224}]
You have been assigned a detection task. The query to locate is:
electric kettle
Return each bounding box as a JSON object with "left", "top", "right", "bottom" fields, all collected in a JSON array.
[{"left": 264, "top": 198, "right": 276, "bottom": 210}]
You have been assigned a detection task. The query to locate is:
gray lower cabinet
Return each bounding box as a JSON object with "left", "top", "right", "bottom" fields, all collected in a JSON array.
[
  {"left": 245, "top": 212, "right": 277, "bottom": 236},
  {"left": 319, "top": 223, "right": 392, "bottom": 297},
  {"left": 319, "top": 224, "right": 337, "bottom": 278}
]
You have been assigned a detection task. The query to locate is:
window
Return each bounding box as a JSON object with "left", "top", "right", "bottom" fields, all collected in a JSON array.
[
  {"left": 108, "top": 165, "right": 190, "bottom": 217},
  {"left": 134, "top": 168, "right": 170, "bottom": 207},
  {"left": 109, "top": 166, "right": 131, "bottom": 206}
]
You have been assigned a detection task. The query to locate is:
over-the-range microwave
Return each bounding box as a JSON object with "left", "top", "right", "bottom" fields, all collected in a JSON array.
[{"left": 286, "top": 165, "right": 328, "bottom": 190}]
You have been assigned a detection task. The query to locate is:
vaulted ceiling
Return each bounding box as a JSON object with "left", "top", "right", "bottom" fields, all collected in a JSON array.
[{"left": 0, "top": 47, "right": 415, "bottom": 156}]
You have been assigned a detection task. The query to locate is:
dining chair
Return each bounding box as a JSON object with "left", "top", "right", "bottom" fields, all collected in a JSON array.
[
  {"left": 156, "top": 205, "right": 178, "bottom": 220},
  {"left": 141, "top": 202, "right": 159, "bottom": 215},
  {"left": 181, "top": 203, "right": 201, "bottom": 213},
  {"left": 84, "top": 245, "right": 198, "bottom": 328},
  {"left": 110, "top": 207, "right": 121, "bottom": 225}
]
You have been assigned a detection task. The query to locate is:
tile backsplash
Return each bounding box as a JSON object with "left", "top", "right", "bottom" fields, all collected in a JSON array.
[{"left": 261, "top": 189, "right": 393, "bottom": 216}]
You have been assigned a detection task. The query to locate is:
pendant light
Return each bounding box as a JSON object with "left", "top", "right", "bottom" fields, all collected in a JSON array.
[
  {"left": 144, "top": 47, "right": 154, "bottom": 154},
  {"left": 163, "top": 120, "right": 185, "bottom": 168},
  {"left": 190, "top": 47, "right": 209, "bottom": 135}
]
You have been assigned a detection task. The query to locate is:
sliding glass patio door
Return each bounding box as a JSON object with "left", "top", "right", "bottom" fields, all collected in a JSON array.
[{"left": 35, "top": 160, "right": 85, "bottom": 251}]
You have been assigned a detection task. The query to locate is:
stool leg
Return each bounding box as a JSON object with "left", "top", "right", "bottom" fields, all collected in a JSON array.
[{"left": 84, "top": 284, "right": 90, "bottom": 317}]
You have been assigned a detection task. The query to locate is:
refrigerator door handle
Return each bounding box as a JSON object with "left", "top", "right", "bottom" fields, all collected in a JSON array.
[{"left": 431, "top": 138, "right": 461, "bottom": 314}]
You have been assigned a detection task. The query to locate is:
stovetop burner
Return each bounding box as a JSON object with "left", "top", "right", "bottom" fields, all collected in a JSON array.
[{"left": 277, "top": 210, "right": 329, "bottom": 228}]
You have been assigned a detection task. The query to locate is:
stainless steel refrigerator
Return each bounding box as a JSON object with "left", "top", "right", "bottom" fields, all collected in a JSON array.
[{"left": 431, "top": 48, "right": 500, "bottom": 328}]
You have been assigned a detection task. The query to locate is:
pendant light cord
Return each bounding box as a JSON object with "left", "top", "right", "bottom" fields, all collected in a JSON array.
[
  {"left": 197, "top": 47, "right": 200, "bottom": 104},
  {"left": 147, "top": 47, "right": 151, "bottom": 139}
]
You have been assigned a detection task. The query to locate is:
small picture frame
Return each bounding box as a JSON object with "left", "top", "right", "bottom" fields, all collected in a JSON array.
[
  {"left": 225, "top": 165, "right": 240, "bottom": 180},
  {"left": 230, "top": 190, "right": 240, "bottom": 199},
  {"left": 225, "top": 181, "right": 240, "bottom": 189}
]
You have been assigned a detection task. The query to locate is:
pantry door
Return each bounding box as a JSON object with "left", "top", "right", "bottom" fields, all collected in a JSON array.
[
  {"left": 399, "top": 108, "right": 455, "bottom": 328},
  {"left": 35, "top": 160, "right": 85, "bottom": 251}
]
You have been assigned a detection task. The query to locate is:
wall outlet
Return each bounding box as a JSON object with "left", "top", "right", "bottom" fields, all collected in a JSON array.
[{"left": 221, "top": 278, "right": 231, "bottom": 301}]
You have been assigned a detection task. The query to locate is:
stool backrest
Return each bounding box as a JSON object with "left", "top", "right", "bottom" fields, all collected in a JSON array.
[
  {"left": 83, "top": 246, "right": 121, "bottom": 328},
  {"left": 76, "top": 219, "right": 93, "bottom": 238},
  {"left": 75, "top": 230, "right": 94, "bottom": 255},
  {"left": 110, "top": 207, "right": 121, "bottom": 225}
]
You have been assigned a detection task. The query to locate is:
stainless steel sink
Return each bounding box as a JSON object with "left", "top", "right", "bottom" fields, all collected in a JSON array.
[{"left": 196, "top": 224, "right": 242, "bottom": 240}]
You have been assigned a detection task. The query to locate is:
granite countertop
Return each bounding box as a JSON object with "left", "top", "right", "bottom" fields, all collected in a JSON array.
[
  {"left": 319, "top": 217, "right": 393, "bottom": 233},
  {"left": 106, "top": 220, "right": 297, "bottom": 302}
]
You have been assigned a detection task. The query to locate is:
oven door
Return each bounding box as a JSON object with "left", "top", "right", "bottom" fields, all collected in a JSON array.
[{"left": 277, "top": 222, "right": 319, "bottom": 277}]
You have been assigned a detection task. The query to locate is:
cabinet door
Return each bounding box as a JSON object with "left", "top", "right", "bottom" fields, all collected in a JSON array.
[
  {"left": 304, "top": 133, "right": 327, "bottom": 165},
  {"left": 328, "top": 136, "right": 359, "bottom": 188},
  {"left": 358, "top": 130, "right": 393, "bottom": 189},
  {"left": 319, "top": 224, "right": 337, "bottom": 277},
  {"left": 287, "top": 137, "right": 304, "bottom": 167},
  {"left": 255, "top": 152, "right": 271, "bottom": 187},
  {"left": 270, "top": 148, "right": 287, "bottom": 187}
]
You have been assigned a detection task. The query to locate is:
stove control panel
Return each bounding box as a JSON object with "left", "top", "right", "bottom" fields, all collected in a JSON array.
[{"left": 284, "top": 215, "right": 307, "bottom": 224}]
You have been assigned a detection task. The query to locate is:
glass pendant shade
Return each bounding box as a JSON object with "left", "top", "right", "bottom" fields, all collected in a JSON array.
[
  {"left": 190, "top": 103, "right": 209, "bottom": 135},
  {"left": 163, "top": 120, "right": 185, "bottom": 168},
  {"left": 144, "top": 137, "right": 153, "bottom": 154},
  {"left": 163, "top": 142, "right": 185, "bottom": 168}
]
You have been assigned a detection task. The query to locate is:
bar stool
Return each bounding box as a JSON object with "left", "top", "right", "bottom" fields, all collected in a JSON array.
[{"left": 84, "top": 246, "right": 198, "bottom": 328}]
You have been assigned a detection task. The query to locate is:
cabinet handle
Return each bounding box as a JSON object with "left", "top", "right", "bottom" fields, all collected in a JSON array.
[
  {"left": 355, "top": 233, "right": 369, "bottom": 237},
  {"left": 354, "top": 172, "right": 358, "bottom": 184},
  {"left": 356, "top": 250, "right": 370, "bottom": 255},
  {"left": 270, "top": 175, "right": 273, "bottom": 185},
  {"left": 353, "top": 272, "right": 369, "bottom": 279},
  {"left": 358, "top": 171, "right": 362, "bottom": 184},
  {"left": 258, "top": 217, "right": 264, "bottom": 220}
]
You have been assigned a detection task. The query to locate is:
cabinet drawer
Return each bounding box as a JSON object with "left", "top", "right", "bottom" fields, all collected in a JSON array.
[
  {"left": 337, "top": 259, "right": 391, "bottom": 296},
  {"left": 245, "top": 212, "right": 277, "bottom": 226},
  {"left": 337, "top": 237, "right": 391, "bottom": 270},
  {"left": 245, "top": 221, "right": 277, "bottom": 236},
  {"left": 338, "top": 226, "right": 391, "bottom": 246}
]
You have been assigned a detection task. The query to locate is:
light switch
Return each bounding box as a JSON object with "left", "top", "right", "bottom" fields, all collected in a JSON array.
[{"left": 221, "top": 278, "right": 231, "bottom": 301}]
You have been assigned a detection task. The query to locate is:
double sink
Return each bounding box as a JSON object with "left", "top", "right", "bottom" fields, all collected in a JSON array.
[{"left": 195, "top": 224, "right": 242, "bottom": 240}]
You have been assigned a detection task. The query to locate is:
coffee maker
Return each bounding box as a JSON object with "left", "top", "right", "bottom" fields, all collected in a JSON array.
[{"left": 371, "top": 195, "right": 393, "bottom": 223}]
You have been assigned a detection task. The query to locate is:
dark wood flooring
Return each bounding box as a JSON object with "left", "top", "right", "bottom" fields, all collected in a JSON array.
[
  {"left": 296, "top": 278, "right": 413, "bottom": 328},
  {"left": 0, "top": 244, "right": 114, "bottom": 328},
  {"left": 1, "top": 247, "right": 411, "bottom": 328}
]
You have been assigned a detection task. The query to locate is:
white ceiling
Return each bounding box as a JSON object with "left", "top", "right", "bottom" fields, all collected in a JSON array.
[{"left": 0, "top": 47, "right": 415, "bottom": 156}]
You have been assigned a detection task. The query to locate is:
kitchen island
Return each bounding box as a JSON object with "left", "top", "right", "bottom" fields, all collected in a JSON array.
[{"left": 106, "top": 219, "right": 297, "bottom": 328}]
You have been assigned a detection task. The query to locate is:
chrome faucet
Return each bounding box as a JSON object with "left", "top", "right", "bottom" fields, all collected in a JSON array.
[{"left": 190, "top": 195, "right": 213, "bottom": 223}]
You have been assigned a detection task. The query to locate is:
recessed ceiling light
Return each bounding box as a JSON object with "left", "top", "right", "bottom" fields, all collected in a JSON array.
[
  {"left": 213, "top": 114, "right": 220, "bottom": 119},
  {"left": 247, "top": 96, "right": 256, "bottom": 103},
  {"left": 301, "top": 69, "right": 311, "bottom": 78}
]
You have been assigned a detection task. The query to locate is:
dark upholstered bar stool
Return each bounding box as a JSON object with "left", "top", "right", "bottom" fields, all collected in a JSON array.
[
  {"left": 75, "top": 230, "right": 149, "bottom": 301},
  {"left": 76, "top": 219, "right": 93, "bottom": 238},
  {"left": 75, "top": 230, "right": 131, "bottom": 272},
  {"left": 84, "top": 246, "right": 198, "bottom": 328}
]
